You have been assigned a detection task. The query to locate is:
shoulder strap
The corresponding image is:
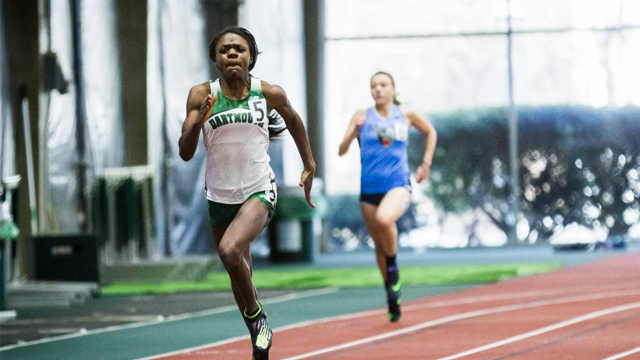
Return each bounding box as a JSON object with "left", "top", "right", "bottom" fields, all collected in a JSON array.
[
  {"left": 250, "top": 76, "right": 262, "bottom": 94},
  {"left": 366, "top": 107, "right": 375, "bottom": 121},
  {"left": 209, "top": 79, "right": 220, "bottom": 97}
]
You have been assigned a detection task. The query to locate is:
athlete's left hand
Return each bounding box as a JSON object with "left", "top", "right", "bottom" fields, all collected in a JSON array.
[
  {"left": 416, "top": 163, "right": 431, "bottom": 183},
  {"left": 299, "top": 168, "right": 316, "bottom": 208}
]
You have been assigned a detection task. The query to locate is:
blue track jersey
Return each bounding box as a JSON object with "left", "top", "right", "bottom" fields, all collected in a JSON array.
[{"left": 359, "top": 106, "right": 410, "bottom": 194}]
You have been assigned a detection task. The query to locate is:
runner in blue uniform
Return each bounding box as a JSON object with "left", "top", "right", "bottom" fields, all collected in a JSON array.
[{"left": 339, "top": 71, "right": 437, "bottom": 322}]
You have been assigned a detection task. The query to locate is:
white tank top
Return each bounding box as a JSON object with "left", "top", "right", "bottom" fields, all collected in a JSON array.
[{"left": 202, "top": 77, "right": 276, "bottom": 203}]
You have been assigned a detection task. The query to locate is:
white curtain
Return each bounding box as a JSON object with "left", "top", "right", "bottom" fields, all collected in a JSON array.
[
  {"left": 147, "top": 0, "right": 211, "bottom": 256},
  {"left": 82, "top": 0, "right": 124, "bottom": 176},
  {"left": 43, "top": 0, "right": 78, "bottom": 232},
  {"left": 239, "top": 0, "right": 307, "bottom": 186},
  {"left": 0, "top": 1, "right": 14, "bottom": 183},
  {"left": 43, "top": 0, "right": 123, "bottom": 232}
]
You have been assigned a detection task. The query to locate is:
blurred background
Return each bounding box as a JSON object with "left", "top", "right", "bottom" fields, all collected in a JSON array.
[{"left": 1, "top": 0, "right": 640, "bottom": 287}]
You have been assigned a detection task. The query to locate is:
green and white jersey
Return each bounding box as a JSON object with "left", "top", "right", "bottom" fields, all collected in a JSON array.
[{"left": 203, "top": 76, "right": 276, "bottom": 204}]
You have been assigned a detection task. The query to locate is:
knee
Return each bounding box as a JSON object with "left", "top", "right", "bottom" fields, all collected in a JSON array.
[
  {"left": 218, "top": 244, "right": 243, "bottom": 268},
  {"left": 376, "top": 213, "right": 395, "bottom": 231}
]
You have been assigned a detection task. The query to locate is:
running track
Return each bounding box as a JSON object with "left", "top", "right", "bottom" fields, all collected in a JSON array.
[{"left": 144, "top": 253, "right": 640, "bottom": 360}]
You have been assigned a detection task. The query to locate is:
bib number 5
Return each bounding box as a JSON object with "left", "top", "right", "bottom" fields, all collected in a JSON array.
[{"left": 249, "top": 99, "right": 267, "bottom": 127}]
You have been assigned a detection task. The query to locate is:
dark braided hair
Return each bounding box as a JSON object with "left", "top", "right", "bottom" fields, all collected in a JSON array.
[{"left": 208, "top": 27, "right": 261, "bottom": 71}]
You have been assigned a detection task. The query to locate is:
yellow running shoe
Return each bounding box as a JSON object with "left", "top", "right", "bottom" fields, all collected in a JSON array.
[{"left": 245, "top": 302, "right": 272, "bottom": 359}]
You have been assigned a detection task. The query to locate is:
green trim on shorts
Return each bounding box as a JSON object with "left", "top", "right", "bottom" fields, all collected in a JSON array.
[
  {"left": 208, "top": 191, "right": 276, "bottom": 228},
  {"left": 249, "top": 191, "right": 276, "bottom": 217}
]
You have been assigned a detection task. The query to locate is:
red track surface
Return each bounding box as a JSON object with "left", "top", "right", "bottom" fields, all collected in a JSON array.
[{"left": 156, "top": 253, "right": 640, "bottom": 360}]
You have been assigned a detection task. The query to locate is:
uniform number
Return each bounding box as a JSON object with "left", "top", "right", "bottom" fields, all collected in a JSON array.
[
  {"left": 250, "top": 99, "right": 267, "bottom": 126},
  {"left": 266, "top": 189, "right": 277, "bottom": 204}
]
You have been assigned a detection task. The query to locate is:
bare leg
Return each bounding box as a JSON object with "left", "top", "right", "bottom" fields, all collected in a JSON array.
[
  {"left": 361, "top": 187, "right": 411, "bottom": 322},
  {"left": 361, "top": 204, "right": 390, "bottom": 281},
  {"left": 212, "top": 202, "right": 271, "bottom": 354},
  {"left": 212, "top": 227, "right": 250, "bottom": 312},
  {"left": 360, "top": 187, "right": 411, "bottom": 281},
  {"left": 216, "top": 199, "right": 269, "bottom": 316}
]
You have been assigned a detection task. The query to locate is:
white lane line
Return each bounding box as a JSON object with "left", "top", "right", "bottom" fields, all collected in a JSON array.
[
  {"left": 0, "top": 288, "right": 337, "bottom": 352},
  {"left": 136, "top": 333, "right": 251, "bottom": 360},
  {"left": 138, "top": 285, "right": 640, "bottom": 359},
  {"left": 280, "top": 289, "right": 640, "bottom": 360},
  {"left": 275, "top": 286, "right": 640, "bottom": 333},
  {"left": 402, "top": 284, "right": 640, "bottom": 312},
  {"left": 438, "top": 301, "right": 640, "bottom": 360},
  {"left": 282, "top": 285, "right": 640, "bottom": 331},
  {"left": 140, "top": 287, "right": 617, "bottom": 359},
  {"left": 602, "top": 345, "right": 640, "bottom": 360},
  {"left": 304, "top": 284, "right": 640, "bottom": 323}
]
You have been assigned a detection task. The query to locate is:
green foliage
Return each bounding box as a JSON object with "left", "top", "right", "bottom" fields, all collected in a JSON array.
[
  {"left": 410, "top": 107, "right": 512, "bottom": 237},
  {"left": 410, "top": 105, "right": 640, "bottom": 242}
]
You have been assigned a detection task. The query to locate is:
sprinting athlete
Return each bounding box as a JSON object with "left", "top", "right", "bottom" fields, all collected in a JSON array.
[
  {"left": 179, "top": 27, "right": 316, "bottom": 359},
  {"left": 338, "top": 71, "right": 437, "bottom": 322}
]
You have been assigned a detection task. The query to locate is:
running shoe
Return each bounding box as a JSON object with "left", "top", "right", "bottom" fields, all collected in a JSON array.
[
  {"left": 386, "top": 280, "right": 402, "bottom": 322},
  {"left": 245, "top": 302, "right": 273, "bottom": 360}
]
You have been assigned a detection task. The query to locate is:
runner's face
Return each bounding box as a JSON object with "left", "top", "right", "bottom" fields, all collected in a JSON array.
[
  {"left": 370, "top": 74, "right": 395, "bottom": 106},
  {"left": 215, "top": 33, "right": 252, "bottom": 79}
]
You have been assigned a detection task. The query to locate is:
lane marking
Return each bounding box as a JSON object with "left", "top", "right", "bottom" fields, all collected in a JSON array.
[
  {"left": 140, "top": 285, "right": 640, "bottom": 359},
  {"left": 269, "top": 285, "right": 640, "bottom": 334},
  {"left": 275, "top": 285, "right": 640, "bottom": 334},
  {"left": 142, "top": 289, "right": 596, "bottom": 359},
  {"left": 402, "top": 284, "right": 640, "bottom": 312},
  {"left": 438, "top": 302, "right": 640, "bottom": 360},
  {"left": 136, "top": 334, "right": 251, "bottom": 360},
  {"left": 8, "top": 315, "right": 160, "bottom": 325},
  {"left": 602, "top": 345, "right": 640, "bottom": 360},
  {"left": 0, "top": 288, "right": 337, "bottom": 352},
  {"left": 272, "top": 284, "right": 640, "bottom": 329},
  {"left": 37, "top": 328, "right": 86, "bottom": 335},
  {"left": 280, "top": 289, "right": 640, "bottom": 360}
]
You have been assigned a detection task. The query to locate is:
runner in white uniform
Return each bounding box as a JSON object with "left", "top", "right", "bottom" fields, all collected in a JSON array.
[
  {"left": 179, "top": 27, "right": 316, "bottom": 360},
  {"left": 203, "top": 76, "right": 277, "bottom": 206}
]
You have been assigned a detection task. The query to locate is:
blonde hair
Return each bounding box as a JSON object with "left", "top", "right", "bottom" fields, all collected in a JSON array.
[{"left": 371, "top": 71, "right": 400, "bottom": 105}]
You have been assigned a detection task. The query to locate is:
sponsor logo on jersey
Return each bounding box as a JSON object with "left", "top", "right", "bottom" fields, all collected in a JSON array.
[{"left": 372, "top": 123, "right": 408, "bottom": 148}]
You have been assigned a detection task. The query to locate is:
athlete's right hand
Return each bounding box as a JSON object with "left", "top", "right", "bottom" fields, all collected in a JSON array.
[
  {"left": 299, "top": 167, "right": 316, "bottom": 209},
  {"left": 197, "top": 93, "right": 217, "bottom": 127}
]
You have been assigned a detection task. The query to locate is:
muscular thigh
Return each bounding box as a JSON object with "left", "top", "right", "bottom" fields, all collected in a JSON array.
[
  {"left": 220, "top": 199, "right": 270, "bottom": 249},
  {"left": 212, "top": 226, "right": 227, "bottom": 248},
  {"left": 360, "top": 202, "right": 379, "bottom": 231},
  {"left": 378, "top": 187, "right": 411, "bottom": 223}
]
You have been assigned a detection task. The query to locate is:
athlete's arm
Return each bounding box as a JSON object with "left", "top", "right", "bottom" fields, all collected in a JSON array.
[
  {"left": 338, "top": 110, "right": 366, "bottom": 156},
  {"left": 262, "top": 81, "right": 316, "bottom": 208},
  {"left": 179, "top": 83, "right": 216, "bottom": 161},
  {"left": 401, "top": 105, "right": 437, "bottom": 183}
]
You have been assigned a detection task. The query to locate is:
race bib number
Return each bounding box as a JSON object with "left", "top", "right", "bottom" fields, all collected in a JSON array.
[{"left": 249, "top": 99, "right": 267, "bottom": 127}]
